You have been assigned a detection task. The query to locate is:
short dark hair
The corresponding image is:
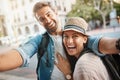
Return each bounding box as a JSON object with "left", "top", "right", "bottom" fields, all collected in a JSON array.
[{"left": 33, "top": 1, "right": 52, "bottom": 16}]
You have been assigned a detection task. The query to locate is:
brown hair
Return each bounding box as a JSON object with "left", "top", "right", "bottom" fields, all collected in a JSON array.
[{"left": 33, "top": 1, "right": 52, "bottom": 16}]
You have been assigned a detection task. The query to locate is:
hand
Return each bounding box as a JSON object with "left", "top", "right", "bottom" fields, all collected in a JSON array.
[{"left": 55, "top": 52, "right": 72, "bottom": 76}]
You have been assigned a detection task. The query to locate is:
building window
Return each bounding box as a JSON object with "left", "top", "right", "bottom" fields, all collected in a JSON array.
[
  {"left": 34, "top": 24, "right": 39, "bottom": 33},
  {"left": 18, "top": 17, "right": 20, "bottom": 22},
  {"left": 22, "top": 0, "right": 25, "bottom": 6},
  {"left": 24, "top": 14, "right": 27, "bottom": 20},
  {"left": 25, "top": 26, "right": 30, "bottom": 34},
  {"left": 14, "top": 16, "right": 16, "bottom": 23},
  {"left": 57, "top": 6, "right": 61, "bottom": 10},
  {"left": 29, "top": 0, "right": 33, "bottom": 2},
  {"left": 64, "top": 7, "right": 66, "bottom": 12},
  {"left": 18, "top": 28, "right": 22, "bottom": 35},
  {"left": 10, "top": 1, "right": 14, "bottom": 10},
  {"left": 15, "top": 1, "right": 18, "bottom": 9}
]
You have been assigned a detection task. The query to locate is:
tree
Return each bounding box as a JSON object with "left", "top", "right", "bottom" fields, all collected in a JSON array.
[
  {"left": 67, "top": 0, "right": 112, "bottom": 28},
  {"left": 114, "top": 2, "right": 120, "bottom": 16}
]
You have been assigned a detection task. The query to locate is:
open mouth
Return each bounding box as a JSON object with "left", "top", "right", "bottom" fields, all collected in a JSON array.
[
  {"left": 48, "top": 21, "right": 55, "bottom": 27},
  {"left": 67, "top": 46, "right": 76, "bottom": 52}
]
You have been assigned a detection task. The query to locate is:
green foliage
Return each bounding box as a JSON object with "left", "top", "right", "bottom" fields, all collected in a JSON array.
[
  {"left": 67, "top": 0, "right": 119, "bottom": 21},
  {"left": 67, "top": 0, "right": 99, "bottom": 21},
  {"left": 114, "top": 2, "right": 120, "bottom": 16}
]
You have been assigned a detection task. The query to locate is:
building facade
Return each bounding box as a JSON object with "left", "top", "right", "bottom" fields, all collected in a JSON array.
[{"left": 0, "top": 0, "right": 76, "bottom": 46}]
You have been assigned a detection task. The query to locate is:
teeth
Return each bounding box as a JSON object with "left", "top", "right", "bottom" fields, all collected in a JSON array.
[
  {"left": 68, "top": 46, "right": 75, "bottom": 49},
  {"left": 52, "top": 23, "right": 55, "bottom": 27},
  {"left": 49, "top": 22, "right": 54, "bottom": 27},
  {"left": 68, "top": 46, "right": 74, "bottom": 47}
]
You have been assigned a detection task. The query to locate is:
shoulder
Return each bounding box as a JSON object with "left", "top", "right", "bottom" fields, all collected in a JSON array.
[
  {"left": 75, "top": 53, "right": 104, "bottom": 72},
  {"left": 19, "top": 33, "right": 44, "bottom": 47},
  {"left": 74, "top": 53, "right": 110, "bottom": 80},
  {"left": 77, "top": 52, "right": 100, "bottom": 63},
  {"left": 26, "top": 33, "right": 46, "bottom": 43}
]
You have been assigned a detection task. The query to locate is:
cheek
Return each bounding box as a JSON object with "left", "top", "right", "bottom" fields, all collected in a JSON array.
[
  {"left": 76, "top": 44, "right": 84, "bottom": 54},
  {"left": 75, "top": 40, "right": 84, "bottom": 51},
  {"left": 63, "top": 39, "right": 66, "bottom": 46},
  {"left": 41, "top": 23, "right": 48, "bottom": 29},
  {"left": 63, "top": 39, "right": 68, "bottom": 49}
]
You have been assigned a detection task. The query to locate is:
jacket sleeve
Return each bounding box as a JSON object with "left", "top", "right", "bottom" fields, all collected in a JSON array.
[
  {"left": 87, "top": 36, "right": 105, "bottom": 56},
  {"left": 15, "top": 34, "right": 42, "bottom": 67}
]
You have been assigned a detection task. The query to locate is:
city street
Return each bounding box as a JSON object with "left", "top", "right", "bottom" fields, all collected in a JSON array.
[
  {"left": 0, "top": 27, "right": 120, "bottom": 80},
  {"left": 0, "top": 0, "right": 120, "bottom": 80}
]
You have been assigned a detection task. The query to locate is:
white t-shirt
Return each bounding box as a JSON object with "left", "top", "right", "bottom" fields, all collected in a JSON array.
[{"left": 50, "top": 35, "right": 67, "bottom": 80}]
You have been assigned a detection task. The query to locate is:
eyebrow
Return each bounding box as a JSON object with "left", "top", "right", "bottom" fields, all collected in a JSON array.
[
  {"left": 72, "top": 33, "right": 79, "bottom": 36},
  {"left": 37, "top": 10, "right": 51, "bottom": 19},
  {"left": 64, "top": 32, "right": 79, "bottom": 36}
]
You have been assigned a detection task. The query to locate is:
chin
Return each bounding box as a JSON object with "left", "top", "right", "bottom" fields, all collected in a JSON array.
[{"left": 68, "top": 52, "right": 75, "bottom": 56}]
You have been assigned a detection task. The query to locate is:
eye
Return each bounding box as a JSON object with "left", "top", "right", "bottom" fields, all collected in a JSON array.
[
  {"left": 39, "top": 17, "right": 45, "bottom": 22},
  {"left": 72, "top": 35, "right": 79, "bottom": 38},
  {"left": 47, "top": 13, "right": 52, "bottom": 17},
  {"left": 47, "top": 13, "right": 50, "bottom": 17},
  {"left": 63, "top": 35, "right": 68, "bottom": 39}
]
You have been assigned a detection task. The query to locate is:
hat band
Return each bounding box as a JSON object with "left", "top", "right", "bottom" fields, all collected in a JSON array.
[{"left": 64, "top": 25, "right": 85, "bottom": 34}]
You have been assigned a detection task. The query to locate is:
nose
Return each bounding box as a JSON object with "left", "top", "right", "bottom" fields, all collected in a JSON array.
[
  {"left": 45, "top": 16, "right": 51, "bottom": 23},
  {"left": 67, "top": 37, "right": 73, "bottom": 44}
]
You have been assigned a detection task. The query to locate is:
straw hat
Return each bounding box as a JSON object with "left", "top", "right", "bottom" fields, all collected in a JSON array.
[{"left": 64, "top": 17, "right": 88, "bottom": 36}]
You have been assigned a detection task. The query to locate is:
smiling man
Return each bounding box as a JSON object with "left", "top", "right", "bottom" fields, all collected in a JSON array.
[{"left": 0, "top": 2, "right": 120, "bottom": 80}]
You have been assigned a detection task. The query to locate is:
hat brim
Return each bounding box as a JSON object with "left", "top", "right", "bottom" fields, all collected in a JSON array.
[{"left": 63, "top": 28, "right": 89, "bottom": 36}]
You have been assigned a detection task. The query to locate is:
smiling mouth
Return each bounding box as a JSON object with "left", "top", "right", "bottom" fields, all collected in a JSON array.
[
  {"left": 50, "top": 23, "right": 55, "bottom": 28},
  {"left": 47, "top": 21, "right": 55, "bottom": 29},
  {"left": 67, "top": 46, "right": 76, "bottom": 51}
]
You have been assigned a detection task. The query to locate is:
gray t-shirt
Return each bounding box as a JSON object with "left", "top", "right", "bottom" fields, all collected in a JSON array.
[{"left": 50, "top": 35, "right": 66, "bottom": 80}]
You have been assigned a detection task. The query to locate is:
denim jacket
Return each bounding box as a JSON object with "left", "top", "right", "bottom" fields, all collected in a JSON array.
[{"left": 16, "top": 32, "right": 103, "bottom": 80}]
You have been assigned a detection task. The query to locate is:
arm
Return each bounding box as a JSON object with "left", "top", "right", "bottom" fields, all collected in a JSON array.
[
  {"left": 88, "top": 36, "right": 120, "bottom": 55},
  {"left": 0, "top": 49, "right": 23, "bottom": 71},
  {"left": 55, "top": 53, "right": 73, "bottom": 80},
  {"left": 99, "top": 37, "right": 120, "bottom": 54},
  {"left": 0, "top": 34, "right": 42, "bottom": 72}
]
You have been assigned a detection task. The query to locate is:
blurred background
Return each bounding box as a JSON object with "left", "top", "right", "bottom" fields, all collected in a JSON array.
[{"left": 0, "top": 0, "right": 120, "bottom": 80}]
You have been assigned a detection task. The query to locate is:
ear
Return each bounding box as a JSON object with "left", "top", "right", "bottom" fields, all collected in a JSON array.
[{"left": 83, "top": 36, "right": 88, "bottom": 43}]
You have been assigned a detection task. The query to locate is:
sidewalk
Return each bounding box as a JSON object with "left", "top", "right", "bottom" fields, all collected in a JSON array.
[
  {"left": 0, "top": 67, "right": 37, "bottom": 80},
  {"left": 0, "top": 73, "right": 35, "bottom": 80},
  {"left": 0, "top": 68, "right": 37, "bottom": 80}
]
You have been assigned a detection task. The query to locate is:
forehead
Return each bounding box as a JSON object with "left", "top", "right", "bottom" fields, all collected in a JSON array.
[
  {"left": 35, "top": 6, "right": 54, "bottom": 17},
  {"left": 64, "top": 30, "right": 80, "bottom": 35},
  {"left": 63, "top": 30, "right": 85, "bottom": 37}
]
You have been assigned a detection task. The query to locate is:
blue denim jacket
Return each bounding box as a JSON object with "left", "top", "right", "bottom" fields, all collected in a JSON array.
[{"left": 16, "top": 32, "right": 103, "bottom": 80}]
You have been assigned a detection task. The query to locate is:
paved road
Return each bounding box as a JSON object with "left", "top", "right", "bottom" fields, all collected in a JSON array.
[
  {"left": 87, "top": 27, "right": 120, "bottom": 38},
  {"left": 0, "top": 27, "right": 120, "bottom": 80}
]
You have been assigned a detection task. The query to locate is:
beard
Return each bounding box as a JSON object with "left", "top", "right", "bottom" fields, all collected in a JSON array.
[{"left": 45, "top": 20, "right": 59, "bottom": 34}]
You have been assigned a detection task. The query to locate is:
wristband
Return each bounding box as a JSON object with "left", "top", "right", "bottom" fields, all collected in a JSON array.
[{"left": 116, "top": 38, "right": 120, "bottom": 50}]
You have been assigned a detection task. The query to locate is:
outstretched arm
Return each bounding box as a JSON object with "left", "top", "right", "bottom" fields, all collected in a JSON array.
[
  {"left": 88, "top": 36, "right": 120, "bottom": 55},
  {"left": 0, "top": 49, "right": 23, "bottom": 71},
  {"left": 99, "top": 37, "right": 120, "bottom": 54}
]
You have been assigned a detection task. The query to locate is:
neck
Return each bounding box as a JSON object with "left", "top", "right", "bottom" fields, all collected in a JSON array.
[
  {"left": 50, "top": 29, "right": 62, "bottom": 36},
  {"left": 50, "top": 23, "right": 62, "bottom": 36}
]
